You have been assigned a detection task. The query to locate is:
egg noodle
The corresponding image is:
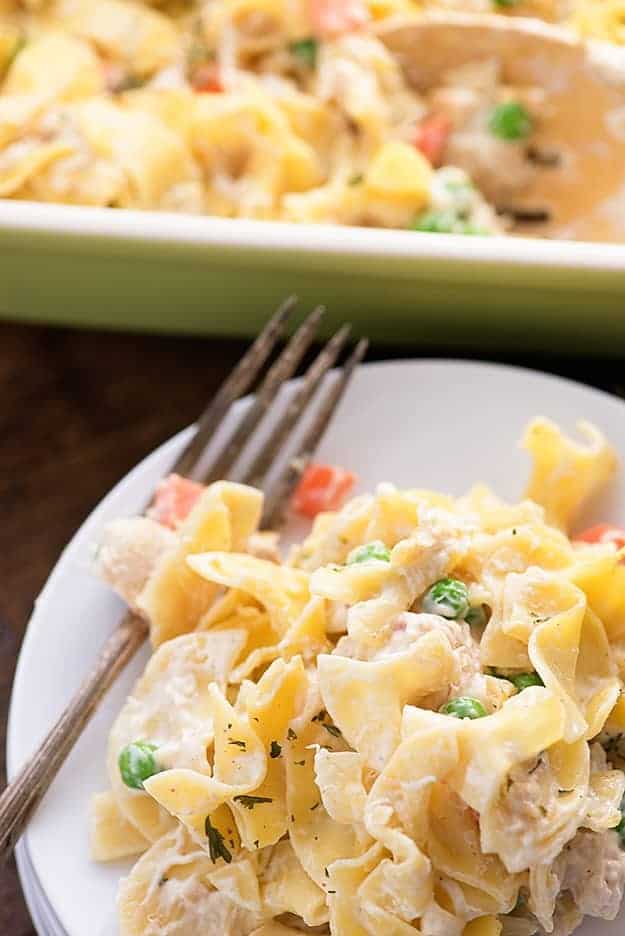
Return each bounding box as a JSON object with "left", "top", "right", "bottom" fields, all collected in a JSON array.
[
  {"left": 92, "top": 416, "right": 625, "bottom": 936},
  {"left": 0, "top": 0, "right": 621, "bottom": 233}
]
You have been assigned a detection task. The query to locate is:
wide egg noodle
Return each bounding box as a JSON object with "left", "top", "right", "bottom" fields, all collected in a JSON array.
[
  {"left": 198, "top": 587, "right": 280, "bottom": 675},
  {"left": 284, "top": 718, "right": 367, "bottom": 891},
  {"left": 90, "top": 791, "right": 150, "bottom": 862},
  {"left": 227, "top": 656, "right": 309, "bottom": 849},
  {"left": 3, "top": 32, "right": 104, "bottom": 100},
  {"left": 314, "top": 748, "right": 369, "bottom": 826},
  {"left": 317, "top": 630, "right": 456, "bottom": 770},
  {"left": 451, "top": 688, "right": 567, "bottom": 871},
  {"left": 426, "top": 782, "right": 520, "bottom": 911},
  {"left": 0, "top": 139, "right": 75, "bottom": 196},
  {"left": 522, "top": 418, "right": 617, "bottom": 532},
  {"left": 143, "top": 683, "right": 267, "bottom": 847},
  {"left": 327, "top": 843, "right": 387, "bottom": 936},
  {"left": 207, "top": 837, "right": 329, "bottom": 925},
  {"left": 139, "top": 482, "right": 262, "bottom": 646},
  {"left": 481, "top": 565, "right": 620, "bottom": 743},
  {"left": 107, "top": 629, "right": 248, "bottom": 843},
  {"left": 187, "top": 551, "right": 310, "bottom": 638},
  {"left": 527, "top": 579, "right": 619, "bottom": 742},
  {"left": 573, "top": 608, "right": 621, "bottom": 737},
  {"left": 358, "top": 723, "right": 462, "bottom": 931},
  {"left": 229, "top": 595, "right": 330, "bottom": 683},
  {"left": 190, "top": 88, "right": 323, "bottom": 217},
  {"left": 568, "top": 545, "right": 625, "bottom": 643},
  {"left": 257, "top": 838, "right": 328, "bottom": 925},
  {"left": 0, "top": 93, "right": 47, "bottom": 150},
  {"left": 61, "top": 0, "right": 180, "bottom": 77},
  {"left": 0, "top": 32, "right": 106, "bottom": 196},
  {"left": 65, "top": 96, "right": 200, "bottom": 209},
  {"left": 206, "top": 854, "right": 263, "bottom": 916},
  {"left": 117, "top": 824, "right": 262, "bottom": 936},
  {"left": 422, "top": 879, "right": 509, "bottom": 936}
]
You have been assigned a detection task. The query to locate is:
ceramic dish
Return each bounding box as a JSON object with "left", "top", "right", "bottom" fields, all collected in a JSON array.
[
  {"left": 2, "top": 205, "right": 625, "bottom": 351},
  {"left": 7, "top": 359, "right": 625, "bottom": 935}
]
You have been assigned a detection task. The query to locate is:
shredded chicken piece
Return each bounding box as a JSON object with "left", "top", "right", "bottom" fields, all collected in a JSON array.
[
  {"left": 503, "top": 754, "right": 563, "bottom": 827},
  {"left": 496, "top": 751, "right": 587, "bottom": 870},
  {"left": 96, "top": 516, "right": 176, "bottom": 610},
  {"left": 555, "top": 829, "right": 625, "bottom": 921}
]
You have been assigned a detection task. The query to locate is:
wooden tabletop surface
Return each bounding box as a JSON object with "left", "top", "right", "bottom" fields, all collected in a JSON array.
[{"left": 2, "top": 319, "right": 625, "bottom": 934}]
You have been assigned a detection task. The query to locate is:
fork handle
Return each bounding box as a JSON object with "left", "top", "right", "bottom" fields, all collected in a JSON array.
[{"left": 0, "top": 611, "right": 148, "bottom": 864}]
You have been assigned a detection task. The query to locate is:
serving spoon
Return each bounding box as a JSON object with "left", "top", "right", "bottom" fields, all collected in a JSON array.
[{"left": 379, "top": 12, "right": 625, "bottom": 242}]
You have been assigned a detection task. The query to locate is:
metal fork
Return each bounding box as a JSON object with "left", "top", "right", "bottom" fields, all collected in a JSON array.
[{"left": 0, "top": 298, "right": 367, "bottom": 863}]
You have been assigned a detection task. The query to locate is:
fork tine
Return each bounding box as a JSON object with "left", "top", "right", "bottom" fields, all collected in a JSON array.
[
  {"left": 198, "top": 305, "right": 325, "bottom": 484},
  {"left": 240, "top": 323, "right": 352, "bottom": 489},
  {"left": 172, "top": 296, "right": 297, "bottom": 480},
  {"left": 261, "top": 337, "right": 368, "bottom": 529}
]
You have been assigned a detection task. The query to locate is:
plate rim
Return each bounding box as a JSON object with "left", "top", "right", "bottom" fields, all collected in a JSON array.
[{"left": 16, "top": 841, "right": 66, "bottom": 936}]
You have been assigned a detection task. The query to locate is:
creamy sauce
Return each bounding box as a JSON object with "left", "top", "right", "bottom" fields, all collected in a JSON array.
[{"left": 381, "top": 13, "right": 625, "bottom": 241}]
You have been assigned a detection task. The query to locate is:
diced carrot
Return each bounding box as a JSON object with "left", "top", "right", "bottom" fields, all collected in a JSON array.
[
  {"left": 190, "top": 63, "right": 223, "bottom": 93},
  {"left": 574, "top": 523, "right": 625, "bottom": 550},
  {"left": 413, "top": 113, "right": 452, "bottom": 168},
  {"left": 309, "top": 0, "right": 369, "bottom": 37},
  {"left": 292, "top": 463, "right": 357, "bottom": 518},
  {"left": 149, "top": 474, "right": 204, "bottom": 529}
]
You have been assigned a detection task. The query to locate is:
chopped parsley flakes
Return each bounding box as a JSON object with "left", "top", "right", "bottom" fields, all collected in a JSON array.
[
  {"left": 233, "top": 795, "right": 274, "bottom": 810},
  {"left": 323, "top": 723, "right": 342, "bottom": 738},
  {"left": 205, "top": 816, "right": 232, "bottom": 864}
]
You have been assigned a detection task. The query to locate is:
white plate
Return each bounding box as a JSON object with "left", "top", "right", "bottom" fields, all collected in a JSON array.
[{"left": 7, "top": 359, "right": 625, "bottom": 936}]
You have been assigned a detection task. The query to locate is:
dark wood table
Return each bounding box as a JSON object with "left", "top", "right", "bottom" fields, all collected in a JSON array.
[{"left": 2, "top": 320, "right": 624, "bottom": 934}]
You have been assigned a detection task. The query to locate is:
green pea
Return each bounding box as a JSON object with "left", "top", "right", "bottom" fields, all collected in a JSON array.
[
  {"left": 289, "top": 37, "right": 318, "bottom": 68},
  {"left": 118, "top": 741, "right": 160, "bottom": 789},
  {"left": 488, "top": 101, "right": 533, "bottom": 141},
  {"left": 465, "top": 604, "right": 489, "bottom": 630},
  {"left": 410, "top": 210, "right": 487, "bottom": 235},
  {"left": 440, "top": 697, "right": 488, "bottom": 720},
  {"left": 616, "top": 793, "right": 625, "bottom": 846},
  {"left": 348, "top": 541, "right": 391, "bottom": 564},
  {"left": 422, "top": 578, "right": 470, "bottom": 620},
  {"left": 510, "top": 671, "right": 544, "bottom": 691},
  {"left": 492, "top": 0, "right": 518, "bottom": 7}
]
